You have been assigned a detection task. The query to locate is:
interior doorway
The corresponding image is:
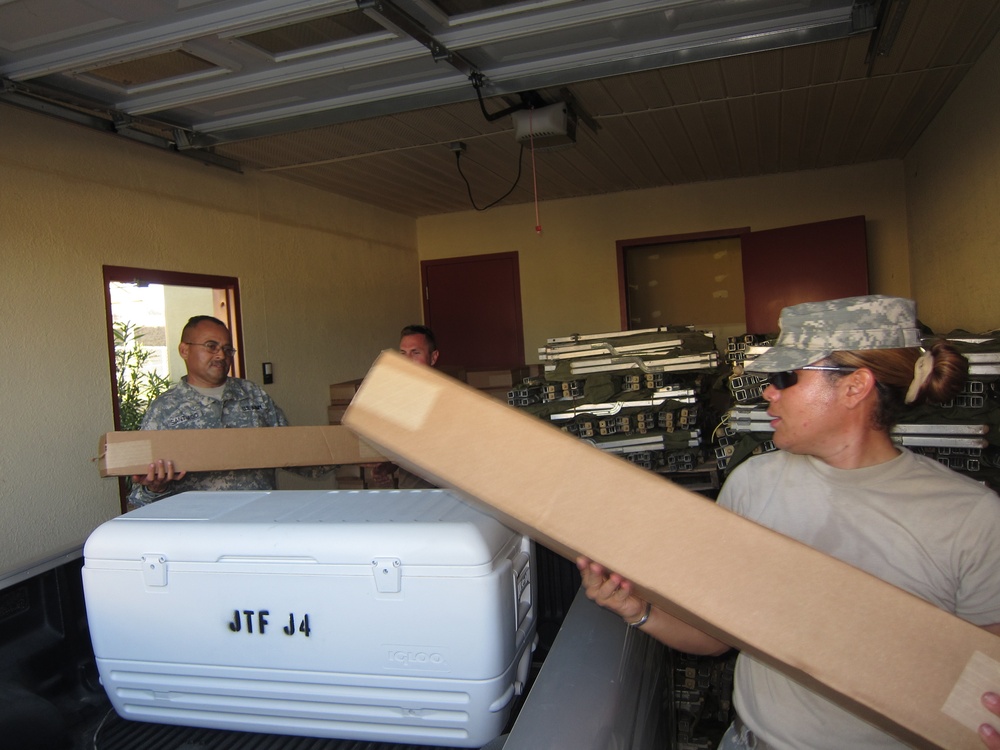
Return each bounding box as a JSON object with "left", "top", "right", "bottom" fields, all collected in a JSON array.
[
  {"left": 421, "top": 252, "right": 525, "bottom": 369},
  {"left": 104, "top": 266, "right": 243, "bottom": 417},
  {"left": 103, "top": 266, "right": 242, "bottom": 511}
]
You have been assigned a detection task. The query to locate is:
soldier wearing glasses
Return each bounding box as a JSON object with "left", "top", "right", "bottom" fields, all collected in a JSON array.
[
  {"left": 129, "top": 315, "right": 291, "bottom": 506},
  {"left": 578, "top": 295, "right": 1000, "bottom": 749}
]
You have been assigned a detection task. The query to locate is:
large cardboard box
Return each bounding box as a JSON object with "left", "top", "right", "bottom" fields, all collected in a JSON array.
[
  {"left": 98, "top": 425, "right": 385, "bottom": 477},
  {"left": 343, "top": 351, "right": 1000, "bottom": 750},
  {"left": 329, "top": 378, "right": 365, "bottom": 404}
]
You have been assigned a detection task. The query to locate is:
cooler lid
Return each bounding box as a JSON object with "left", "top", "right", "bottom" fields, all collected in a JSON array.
[{"left": 84, "top": 490, "right": 518, "bottom": 568}]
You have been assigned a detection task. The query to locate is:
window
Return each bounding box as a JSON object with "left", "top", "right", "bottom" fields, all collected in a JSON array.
[{"left": 618, "top": 229, "right": 748, "bottom": 349}]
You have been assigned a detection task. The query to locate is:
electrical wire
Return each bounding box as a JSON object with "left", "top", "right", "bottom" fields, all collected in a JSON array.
[
  {"left": 712, "top": 412, "right": 731, "bottom": 442},
  {"left": 455, "top": 144, "right": 525, "bottom": 211},
  {"left": 471, "top": 71, "right": 532, "bottom": 123},
  {"left": 90, "top": 705, "right": 116, "bottom": 749}
]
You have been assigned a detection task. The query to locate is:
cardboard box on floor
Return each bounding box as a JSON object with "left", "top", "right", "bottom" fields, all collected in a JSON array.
[
  {"left": 343, "top": 351, "right": 1000, "bottom": 750},
  {"left": 329, "top": 378, "right": 366, "bottom": 404},
  {"left": 98, "top": 425, "right": 385, "bottom": 477},
  {"left": 465, "top": 366, "right": 535, "bottom": 390}
]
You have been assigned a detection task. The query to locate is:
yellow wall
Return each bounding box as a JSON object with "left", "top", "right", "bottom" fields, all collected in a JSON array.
[
  {"left": 4, "top": 27, "right": 1000, "bottom": 579},
  {"left": 0, "top": 105, "right": 419, "bottom": 576},
  {"left": 905, "top": 24, "right": 1000, "bottom": 333},
  {"left": 417, "top": 161, "right": 910, "bottom": 360}
]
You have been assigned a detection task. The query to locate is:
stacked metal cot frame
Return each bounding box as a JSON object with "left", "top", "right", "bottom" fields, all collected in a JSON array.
[
  {"left": 508, "top": 326, "right": 738, "bottom": 749},
  {"left": 505, "top": 323, "right": 1000, "bottom": 493},
  {"left": 720, "top": 331, "right": 1000, "bottom": 492},
  {"left": 509, "top": 327, "right": 721, "bottom": 478}
]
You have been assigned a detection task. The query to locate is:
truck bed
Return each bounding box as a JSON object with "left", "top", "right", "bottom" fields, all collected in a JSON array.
[{"left": 2, "top": 545, "right": 673, "bottom": 750}]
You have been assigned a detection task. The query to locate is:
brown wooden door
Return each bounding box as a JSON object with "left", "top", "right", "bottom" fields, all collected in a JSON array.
[
  {"left": 741, "top": 216, "right": 869, "bottom": 334},
  {"left": 421, "top": 252, "right": 525, "bottom": 368}
]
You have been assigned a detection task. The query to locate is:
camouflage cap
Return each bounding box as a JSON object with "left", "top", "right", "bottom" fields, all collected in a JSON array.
[{"left": 745, "top": 295, "right": 922, "bottom": 373}]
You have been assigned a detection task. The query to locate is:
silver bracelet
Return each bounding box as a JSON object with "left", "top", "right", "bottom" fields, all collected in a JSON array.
[{"left": 627, "top": 601, "right": 652, "bottom": 628}]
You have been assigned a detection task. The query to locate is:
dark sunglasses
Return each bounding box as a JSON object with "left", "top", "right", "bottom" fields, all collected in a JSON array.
[{"left": 767, "top": 366, "right": 858, "bottom": 391}]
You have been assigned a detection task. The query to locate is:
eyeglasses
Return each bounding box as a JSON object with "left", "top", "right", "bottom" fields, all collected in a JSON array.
[
  {"left": 766, "top": 366, "right": 857, "bottom": 391},
  {"left": 183, "top": 340, "right": 237, "bottom": 357}
]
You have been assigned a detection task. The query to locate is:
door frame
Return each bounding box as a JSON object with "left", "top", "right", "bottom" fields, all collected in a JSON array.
[{"left": 103, "top": 265, "right": 242, "bottom": 512}]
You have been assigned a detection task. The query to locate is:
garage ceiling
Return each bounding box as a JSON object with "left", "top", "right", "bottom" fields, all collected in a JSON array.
[{"left": 2, "top": 0, "right": 999, "bottom": 217}]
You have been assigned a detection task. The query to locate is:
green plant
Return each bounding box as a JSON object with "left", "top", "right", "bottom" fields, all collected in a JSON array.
[{"left": 114, "top": 320, "right": 172, "bottom": 431}]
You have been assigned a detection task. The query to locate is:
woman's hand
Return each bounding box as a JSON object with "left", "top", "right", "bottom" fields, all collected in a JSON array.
[
  {"left": 980, "top": 692, "right": 1000, "bottom": 748},
  {"left": 577, "top": 556, "right": 648, "bottom": 624},
  {"left": 576, "top": 556, "right": 730, "bottom": 656}
]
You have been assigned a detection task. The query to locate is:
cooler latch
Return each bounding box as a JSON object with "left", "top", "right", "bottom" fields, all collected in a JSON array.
[
  {"left": 141, "top": 554, "right": 167, "bottom": 587},
  {"left": 372, "top": 558, "right": 401, "bottom": 593}
]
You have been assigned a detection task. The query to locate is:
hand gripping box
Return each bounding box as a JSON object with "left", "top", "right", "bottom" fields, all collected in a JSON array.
[{"left": 82, "top": 489, "right": 536, "bottom": 748}]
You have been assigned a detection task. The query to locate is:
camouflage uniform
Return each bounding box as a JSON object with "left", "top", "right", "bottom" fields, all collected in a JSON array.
[{"left": 129, "top": 376, "right": 289, "bottom": 506}]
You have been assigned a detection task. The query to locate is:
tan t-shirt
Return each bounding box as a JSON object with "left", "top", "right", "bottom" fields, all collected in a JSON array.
[{"left": 718, "top": 449, "right": 1000, "bottom": 749}]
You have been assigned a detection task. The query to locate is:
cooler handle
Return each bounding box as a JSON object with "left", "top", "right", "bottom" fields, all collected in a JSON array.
[{"left": 512, "top": 550, "right": 531, "bottom": 632}]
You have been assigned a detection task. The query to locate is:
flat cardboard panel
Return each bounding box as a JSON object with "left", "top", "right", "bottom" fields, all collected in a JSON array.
[
  {"left": 343, "top": 351, "right": 1000, "bottom": 750},
  {"left": 466, "top": 367, "right": 532, "bottom": 389},
  {"left": 329, "top": 379, "right": 365, "bottom": 403},
  {"left": 98, "top": 425, "right": 385, "bottom": 477}
]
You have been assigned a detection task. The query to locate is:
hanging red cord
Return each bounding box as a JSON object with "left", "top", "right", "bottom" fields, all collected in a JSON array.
[{"left": 529, "top": 108, "right": 542, "bottom": 234}]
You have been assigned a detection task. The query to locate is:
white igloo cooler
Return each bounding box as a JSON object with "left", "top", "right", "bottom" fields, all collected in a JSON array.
[{"left": 82, "top": 489, "right": 536, "bottom": 748}]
